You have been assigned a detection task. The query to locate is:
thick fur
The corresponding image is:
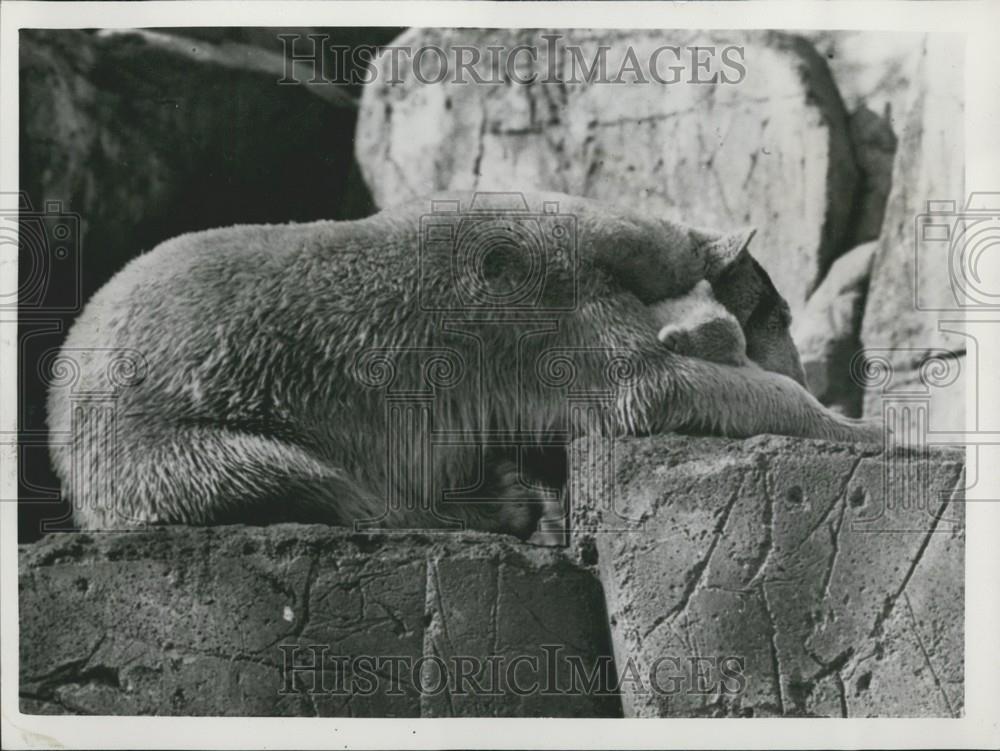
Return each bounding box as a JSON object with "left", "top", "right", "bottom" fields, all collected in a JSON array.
[{"left": 48, "top": 191, "right": 880, "bottom": 536}]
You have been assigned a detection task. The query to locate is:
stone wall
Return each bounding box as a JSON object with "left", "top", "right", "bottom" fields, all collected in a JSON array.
[
  {"left": 858, "top": 34, "right": 966, "bottom": 429},
  {"left": 19, "top": 526, "right": 618, "bottom": 718},
  {"left": 571, "top": 435, "right": 964, "bottom": 718},
  {"left": 20, "top": 437, "right": 964, "bottom": 718}
]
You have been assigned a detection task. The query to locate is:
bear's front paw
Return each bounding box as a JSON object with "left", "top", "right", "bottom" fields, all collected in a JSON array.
[
  {"left": 657, "top": 323, "right": 695, "bottom": 353},
  {"left": 658, "top": 321, "right": 749, "bottom": 367}
]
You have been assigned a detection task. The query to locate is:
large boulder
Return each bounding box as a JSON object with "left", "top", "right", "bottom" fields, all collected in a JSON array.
[
  {"left": 19, "top": 526, "right": 619, "bottom": 717},
  {"left": 356, "top": 29, "right": 859, "bottom": 316},
  {"left": 571, "top": 434, "right": 964, "bottom": 718},
  {"left": 858, "top": 34, "right": 966, "bottom": 422},
  {"left": 792, "top": 241, "right": 876, "bottom": 416}
]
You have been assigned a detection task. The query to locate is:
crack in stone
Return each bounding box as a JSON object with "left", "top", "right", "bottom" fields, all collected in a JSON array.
[
  {"left": 902, "top": 592, "right": 957, "bottom": 717},
  {"left": 868, "top": 481, "right": 955, "bottom": 640},
  {"left": 584, "top": 96, "right": 780, "bottom": 132},
  {"left": 21, "top": 633, "right": 107, "bottom": 686},
  {"left": 472, "top": 102, "right": 489, "bottom": 188},
  {"left": 492, "top": 124, "right": 546, "bottom": 137},
  {"left": 18, "top": 690, "right": 78, "bottom": 714},
  {"left": 788, "top": 644, "right": 853, "bottom": 717},
  {"left": 426, "top": 558, "right": 454, "bottom": 652},
  {"left": 28, "top": 662, "right": 121, "bottom": 703},
  {"left": 759, "top": 583, "right": 786, "bottom": 715},
  {"left": 794, "top": 454, "right": 864, "bottom": 554},
  {"left": 282, "top": 554, "right": 318, "bottom": 642},
  {"left": 641, "top": 474, "right": 745, "bottom": 639},
  {"left": 384, "top": 154, "right": 419, "bottom": 199},
  {"left": 183, "top": 645, "right": 282, "bottom": 669},
  {"left": 298, "top": 555, "right": 319, "bottom": 630},
  {"left": 517, "top": 599, "right": 590, "bottom": 654},
  {"left": 429, "top": 641, "right": 456, "bottom": 716},
  {"left": 820, "top": 498, "right": 849, "bottom": 601},
  {"left": 834, "top": 672, "right": 849, "bottom": 718},
  {"left": 490, "top": 564, "right": 501, "bottom": 655},
  {"left": 746, "top": 465, "right": 777, "bottom": 588},
  {"left": 369, "top": 598, "right": 410, "bottom": 637}
]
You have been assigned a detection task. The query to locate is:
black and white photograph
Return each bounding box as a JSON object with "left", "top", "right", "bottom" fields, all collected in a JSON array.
[{"left": 1, "top": 1, "right": 998, "bottom": 748}]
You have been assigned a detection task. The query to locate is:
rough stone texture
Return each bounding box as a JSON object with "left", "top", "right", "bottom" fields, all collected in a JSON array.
[
  {"left": 805, "top": 31, "right": 924, "bottom": 130},
  {"left": 792, "top": 241, "right": 876, "bottom": 417},
  {"left": 19, "top": 526, "right": 619, "bottom": 717},
  {"left": 19, "top": 28, "right": 372, "bottom": 295},
  {"left": 571, "top": 434, "right": 964, "bottom": 718},
  {"left": 859, "top": 34, "right": 966, "bottom": 421},
  {"left": 19, "top": 436, "right": 965, "bottom": 719},
  {"left": 796, "top": 31, "right": 915, "bottom": 249},
  {"left": 356, "top": 29, "right": 859, "bottom": 316}
]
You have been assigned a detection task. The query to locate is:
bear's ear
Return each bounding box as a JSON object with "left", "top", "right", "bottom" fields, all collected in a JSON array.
[{"left": 699, "top": 227, "right": 758, "bottom": 281}]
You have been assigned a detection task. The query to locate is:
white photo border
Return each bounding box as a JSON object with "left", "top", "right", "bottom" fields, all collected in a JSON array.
[{"left": 2, "top": 2, "right": 998, "bottom": 749}]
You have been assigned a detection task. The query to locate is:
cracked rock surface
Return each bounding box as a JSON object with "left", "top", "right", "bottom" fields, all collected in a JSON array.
[
  {"left": 571, "top": 434, "right": 964, "bottom": 717},
  {"left": 19, "top": 437, "right": 963, "bottom": 718},
  {"left": 19, "top": 527, "right": 618, "bottom": 717},
  {"left": 859, "top": 34, "right": 966, "bottom": 425}
]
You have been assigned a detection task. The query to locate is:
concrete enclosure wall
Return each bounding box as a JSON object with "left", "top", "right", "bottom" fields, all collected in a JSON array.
[{"left": 20, "top": 436, "right": 964, "bottom": 718}]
